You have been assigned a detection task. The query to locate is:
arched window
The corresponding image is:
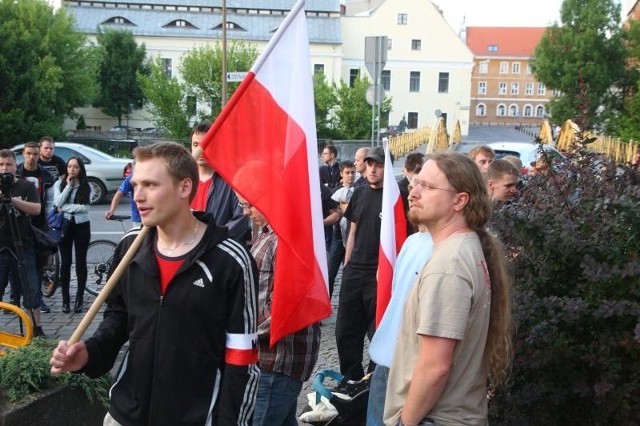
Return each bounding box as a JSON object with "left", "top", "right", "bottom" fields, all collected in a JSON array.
[
  {"left": 523, "top": 105, "right": 533, "bottom": 117},
  {"left": 497, "top": 104, "right": 506, "bottom": 117},
  {"left": 476, "top": 103, "right": 486, "bottom": 116},
  {"left": 102, "top": 16, "right": 135, "bottom": 26},
  {"left": 509, "top": 104, "right": 519, "bottom": 117},
  {"left": 535, "top": 105, "right": 545, "bottom": 117},
  {"left": 164, "top": 19, "right": 198, "bottom": 29}
]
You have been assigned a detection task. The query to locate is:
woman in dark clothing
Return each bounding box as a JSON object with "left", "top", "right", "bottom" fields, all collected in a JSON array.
[{"left": 53, "top": 157, "right": 91, "bottom": 313}]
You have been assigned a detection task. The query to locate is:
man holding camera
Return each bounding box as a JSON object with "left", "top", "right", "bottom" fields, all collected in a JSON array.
[{"left": 0, "top": 149, "right": 46, "bottom": 337}]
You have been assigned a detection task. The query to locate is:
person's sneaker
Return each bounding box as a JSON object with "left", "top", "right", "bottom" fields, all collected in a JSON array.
[
  {"left": 35, "top": 326, "right": 47, "bottom": 338},
  {"left": 40, "top": 302, "right": 51, "bottom": 313}
]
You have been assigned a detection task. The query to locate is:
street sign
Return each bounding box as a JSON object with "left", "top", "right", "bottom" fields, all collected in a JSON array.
[
  {"left": 364, "top": 36, "right": 387, "bottom": 82},
  {"left": 366, "top": 84, "right": 385, "bottom": 106},
  {"left": 226, "top": 71, "right": 247, "bottom": 82}
]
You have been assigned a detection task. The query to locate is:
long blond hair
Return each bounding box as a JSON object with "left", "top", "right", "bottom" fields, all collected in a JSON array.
[{"left": 428, "top": 153, "right": 514, "bottom": 387}]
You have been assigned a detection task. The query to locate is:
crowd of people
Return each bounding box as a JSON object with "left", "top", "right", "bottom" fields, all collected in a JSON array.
[{"left": 1, "top": 127, "right": 520, "bottom": 425}]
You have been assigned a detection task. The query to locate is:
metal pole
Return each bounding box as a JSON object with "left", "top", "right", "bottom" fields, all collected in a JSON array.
[{"left": 221, "top": 0, "right": 228, "bottom": 106}]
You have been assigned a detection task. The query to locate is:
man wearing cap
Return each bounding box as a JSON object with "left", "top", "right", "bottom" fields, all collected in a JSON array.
[{"left": 335, "top": 146, "right": 407, "bottom": 382}]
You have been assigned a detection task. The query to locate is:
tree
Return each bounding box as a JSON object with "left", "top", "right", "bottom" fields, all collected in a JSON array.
[
  {"left": 0, "top": 0, "right": 96, "bottom": 146},
  {"left": 333, "top": 75, "right": 391, "bottom": 140},
  {"left": 531, "top": 0, "right": 626, "bottom": 132},
  {"left": 313, "top": 72, "right": 339, "bottom": 138},
  {"left": 138, "top": 58, "right": 193, "bottom": 139},
  {"left": 179, "top": 42, "right": 258, "bottom": 123},
  {"left": 95, "top": 29, "right": 148, "bottom": 125}
]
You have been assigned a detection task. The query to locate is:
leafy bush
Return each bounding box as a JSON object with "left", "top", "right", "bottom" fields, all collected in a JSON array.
[
  {"left": 488, "top": 142, "right": 640, "bottom": 424},
  {"left": 0, "top": 338, "right": 110, "bottom": 408}
]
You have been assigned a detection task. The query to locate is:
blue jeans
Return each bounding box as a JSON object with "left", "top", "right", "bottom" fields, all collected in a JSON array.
[
  {"left": 366, "top": 365, "right": 389, "bottom": 426},
  {"left": 0, "top": 248, "right": 41, "bottom": 309},
  {"left": 253, "top": 371, "right": 303, "bottom": 426}
]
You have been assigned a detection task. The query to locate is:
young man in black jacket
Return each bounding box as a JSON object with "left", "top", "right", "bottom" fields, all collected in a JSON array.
[{"left": 50, "top": 142, "right": 260, "bottom": 426}]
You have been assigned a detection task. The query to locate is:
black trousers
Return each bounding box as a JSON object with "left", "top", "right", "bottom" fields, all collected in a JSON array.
[
  {"left": 335, "top": 263, "right": 377, "bottom": 380},
  {"left": 59, "top": 219, "right": 91, "bottom": 302}
]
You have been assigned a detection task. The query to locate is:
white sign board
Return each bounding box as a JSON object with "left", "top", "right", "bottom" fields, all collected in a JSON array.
[{"left": 226, "top": 72, "right": 247, "bottom": 82}]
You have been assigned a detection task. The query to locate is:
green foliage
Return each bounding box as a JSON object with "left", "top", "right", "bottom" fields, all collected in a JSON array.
[
  {"left": 0, "top": 338, "right": 110, "bottom": 407},
  {"left": 95, "top": 29, "right": 148, "bottom": 124},
  {"left": 531, "top": 0, "right": 626, "bottom": 131},
  {"left": 138, "top": 57, "right": 193, "bottom": 139},
  {"left": 76, "top": 114, "right": 86, "bottom": 130},
  {"left": 488, "top": 141, "right": 640, "bottom": 424},
  {"left": 179, "top": 42, "right": 258, "bottom": 123},
  {"left": 333, "top": 75, "right": 391, "bottom": 140},
  {"left": 0, "top": 0, "right": 96, "bottom": 146},
  {"left": 313, "top": 73, "right": 340, "bottom": 139}
]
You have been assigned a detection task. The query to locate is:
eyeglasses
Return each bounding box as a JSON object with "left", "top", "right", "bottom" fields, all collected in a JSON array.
[
  {"left": 238, "top": 201, "right": 252, "bottom": 209},
  {"left": 413, "top": 181, "right": 456, "bottom": 193}
]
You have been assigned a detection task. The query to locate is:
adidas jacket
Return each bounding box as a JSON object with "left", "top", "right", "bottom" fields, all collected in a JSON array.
[{"left": 82, "top": 214, "right": 260, "bottom": 426}]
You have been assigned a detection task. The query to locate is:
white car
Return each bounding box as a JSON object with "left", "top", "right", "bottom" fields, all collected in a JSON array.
[
  {"left": 12, "top": 142, "right": 133, "bottom": 205},
  {"left": 486, "top": 141, "right": 566, "bottom": 172}
]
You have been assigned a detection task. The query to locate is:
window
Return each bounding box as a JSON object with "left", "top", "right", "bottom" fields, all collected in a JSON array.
[
  {"left": 349, "top": 68, "right": 359, "bottom": 88},
  {"left": 314, "top": 64, "right": 325, "bottom": 75},
  {"left": 409, "top": 71, "right": 420, "bottom": 92},
  {"left": 535, "top": 105, "right": 545, "bottom": 117},
  {"left": 186, "top": 95, "right": 197, "bottom": 117},
  {"left": 103, "top": 16, "right": 135, "bottom": 25},
  {"left": 407, "top": 112, "right": 418, "bottom": 129},
  {"left": 499, "top": 62, "right": 508, "bottom": 74},
  {"left": 510, "top": 83, "right": 519, "bottom": 95},
  {"left": 397, "top": 13, "right": 407, "bottom": 25},
  {"left": 411, "top": 39, "right": 421, "bottom": 50},
  {"left": 381, "top": 70, "right": 391, "bottom": 91},
  {"left": 438, "top": 72, "right": 449, "bottom": 93},
  {"left": 478, "top": 82, "right": 487, "bottom": 95},
  {"left": 537, "top": 83, "right": 546, "bottom": 95},
  {"left": 165, "top": 19, "right": 197, "bottom": 28},
  {"left": 523, "top": 105, "right": 533, "bottom": 117},
  {"left": 479, "top": 62, "right": 488, "bottom": 74},
  {"left": 525, "top": 83, "right": 534, "bottom": 95},
  {"left": 499, "top": 82, "right": 507, "bottom": 95},
  {"left": 476, "top": 104, "right": 486, "bottom": 116},
  {"left": 509, "top": 104, "right": 519, "bottom": 117},
  {"left": 512, "top": 62, "right": 521, "bottom": 74},
  {"left": 162, "top": 58, "right": 172, "bottom": 78},
  {"left": 488, "top": 44, "right": 498, "bottom": 52},
  {"left": 497, "top": 104, "right": 507, "bottom": 117},
  {"left": 387, "top": 38, "right": 393, "bottom": 50},
  {"left": 526, "top": 64, "right": 532, "bottom": 74}
]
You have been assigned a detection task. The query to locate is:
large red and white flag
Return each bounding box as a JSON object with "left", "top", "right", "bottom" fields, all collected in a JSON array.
[
  {"left": 198, "top": 0, "right": 331, "bottom": 346},
  {"left": 376, "top": 141, "right": 408, "bottom": 326}
]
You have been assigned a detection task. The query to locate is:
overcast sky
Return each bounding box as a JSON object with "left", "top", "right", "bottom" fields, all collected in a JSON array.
[{"left": 436, "top": 0, "right": 627, "bottom": 29}]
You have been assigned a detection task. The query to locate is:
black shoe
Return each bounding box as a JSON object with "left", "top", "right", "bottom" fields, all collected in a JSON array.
[
  {"left": 35, "top": 326, "right": 47, "bottom": 338},
  {"left": 73, "top": 297, "right": 83, "bottom": 314},
  {"left": 40, "top": 302, "right": 51, "bottom": 313},
  {"left": 62, "top": 302, "right": 70, "bottom": 314}
]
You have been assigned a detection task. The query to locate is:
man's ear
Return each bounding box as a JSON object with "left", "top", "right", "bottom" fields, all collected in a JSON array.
[{"left": 453, "top": 191, "right": 470, "bottom": 212}]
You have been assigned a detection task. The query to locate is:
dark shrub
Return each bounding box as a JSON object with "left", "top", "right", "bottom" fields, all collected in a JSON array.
[{"left": 488, "top": 141, "right": 640, "bottom": 425}]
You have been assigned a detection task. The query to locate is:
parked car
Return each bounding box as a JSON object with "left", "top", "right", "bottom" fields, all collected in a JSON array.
[
  {"left": 12, "top": 142, "right": 132, "bottom": 205},
  {"left": 109, "top": 125, "right": 140, "bottom": 132},
  {"left": 142, "top": 127, "right": 167, "bottom": 134},
  {"left": 486, "top": 141, "right": 566, "bottom": 173}
]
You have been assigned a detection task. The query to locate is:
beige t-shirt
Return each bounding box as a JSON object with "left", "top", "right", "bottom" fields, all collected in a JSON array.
[{"left": 384, "top": 232, "right": 491, "bottom": 426}]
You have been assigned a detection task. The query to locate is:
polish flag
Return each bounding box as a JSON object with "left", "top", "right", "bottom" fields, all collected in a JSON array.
[
  {"left": 376, "top": 141, "right": 408, "bottom": 326},
  {"left": 198, "top": 0, "right": 331, "bottom": 346}
]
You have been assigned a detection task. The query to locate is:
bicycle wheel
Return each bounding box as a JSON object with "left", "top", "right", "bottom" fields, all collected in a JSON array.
[
  {"left": 41, "top": 252, "right": 60, "bottom": 298},
  {"left": 85, "top": 239, "right": 117, "bottom": 297}
]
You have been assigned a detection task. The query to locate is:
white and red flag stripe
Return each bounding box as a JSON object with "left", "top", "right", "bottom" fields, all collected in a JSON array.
[
  {"left": 376, "top": 141, "right": 408, "bottom": 326},
  {"left": 199, "top": 0, "right": 331, "bottom": 346}
]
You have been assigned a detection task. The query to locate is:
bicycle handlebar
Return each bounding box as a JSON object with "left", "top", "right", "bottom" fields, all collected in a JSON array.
[{"left": 108, "top": 214, "right": 131, "bottom": 222}]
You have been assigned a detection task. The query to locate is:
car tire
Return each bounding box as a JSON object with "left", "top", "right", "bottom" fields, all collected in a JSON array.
[{"left": 88, "top": 178, "right": 107, "bottom": 205}]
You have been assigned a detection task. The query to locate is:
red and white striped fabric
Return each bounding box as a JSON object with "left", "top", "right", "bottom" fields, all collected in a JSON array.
[
  {"left": 376, "top": 141, "right": 408, "bottom": 326},
  {"left": 199, "top": 0, "right": 331, "bottom": 346}
]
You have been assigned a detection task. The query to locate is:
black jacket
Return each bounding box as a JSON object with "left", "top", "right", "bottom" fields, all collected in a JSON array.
[{"left": 82, "top": 214, "right": 260, "bottom": 426}]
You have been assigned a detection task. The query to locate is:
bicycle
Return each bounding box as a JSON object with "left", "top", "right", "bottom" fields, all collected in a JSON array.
[
  {"left": 85, "top": 214, "right": 131, "bottom": 297},
  {"left": 41, "top": 214, "right": 131, "bottom": 298}
]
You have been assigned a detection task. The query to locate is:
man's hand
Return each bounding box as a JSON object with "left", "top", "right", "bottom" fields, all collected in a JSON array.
[{"left": 50, "top": 340, "right": 89, "bottom": 374}]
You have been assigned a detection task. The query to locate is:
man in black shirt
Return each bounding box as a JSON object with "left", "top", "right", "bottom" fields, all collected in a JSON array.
[{"left": 38, "top": 136, "right": 66, "bottom": 180}]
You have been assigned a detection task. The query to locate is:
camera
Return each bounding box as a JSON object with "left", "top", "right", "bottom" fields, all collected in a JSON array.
[{"left": 0, "top": 172, "right": 14, "bottom": 200}]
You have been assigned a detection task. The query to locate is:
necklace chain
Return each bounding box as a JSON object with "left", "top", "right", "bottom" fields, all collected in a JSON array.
[{"left": 161, "top": 221, "right": 199, "bottom": 255}]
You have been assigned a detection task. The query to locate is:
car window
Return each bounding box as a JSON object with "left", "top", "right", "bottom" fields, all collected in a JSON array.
[
  {"left": 56, "top": 147, "right": 91, "bottom": 165},
  {"left": 494, "top": 150, "right": 522, "bottom": 159}
]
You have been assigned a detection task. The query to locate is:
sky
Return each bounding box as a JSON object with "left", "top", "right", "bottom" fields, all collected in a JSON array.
[{"left": 436, "top": 0, "right": 627, "bottom": 29}]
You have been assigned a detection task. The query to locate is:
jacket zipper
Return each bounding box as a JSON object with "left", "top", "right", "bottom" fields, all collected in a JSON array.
[{"left": 147, "top": 294, "right": 165, "bottom": 426}]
